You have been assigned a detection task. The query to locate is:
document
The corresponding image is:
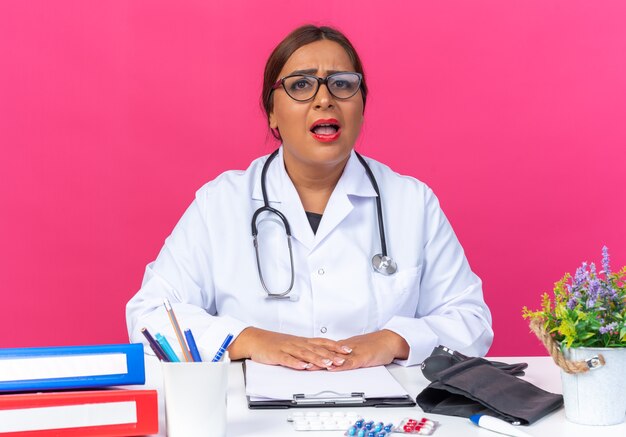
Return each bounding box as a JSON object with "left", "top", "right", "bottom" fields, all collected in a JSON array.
[{"left": 244, "top": 361, "right": 415, "bottom": 408}]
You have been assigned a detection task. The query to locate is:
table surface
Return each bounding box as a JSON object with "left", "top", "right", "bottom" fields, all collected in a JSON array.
[{"left": 138, "top": 355, "right": 626, "bottom": 437}]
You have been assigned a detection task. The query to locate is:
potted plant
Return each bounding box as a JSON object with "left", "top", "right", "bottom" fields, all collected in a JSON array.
[{"left": 522, "top": 246, "right": 626, "bottom": 425}]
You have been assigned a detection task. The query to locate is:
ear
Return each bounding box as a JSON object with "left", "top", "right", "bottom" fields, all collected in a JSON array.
[{"left": 269, "top": 112, "right": 278, "bottom": 129}]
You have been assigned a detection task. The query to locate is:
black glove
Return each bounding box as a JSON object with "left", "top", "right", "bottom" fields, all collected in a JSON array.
[{"left": 421, "top": 345, "right": 528, "bottom": 382}]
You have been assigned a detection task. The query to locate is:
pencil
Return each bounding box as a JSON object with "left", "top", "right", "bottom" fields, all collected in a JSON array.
[{"left": 163, "top": 298, "right": 193, "bottom": 362}]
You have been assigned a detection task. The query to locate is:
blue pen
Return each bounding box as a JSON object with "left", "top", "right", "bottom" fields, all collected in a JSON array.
[
  {"left": 155, "top": 333, "right": 181, "bottom": 362},
  {"left": 184, "top": 329, "right": 202, "bottom": 362},
  {"left": 212, "top": 333, "right": 233, "bottom": 362}
]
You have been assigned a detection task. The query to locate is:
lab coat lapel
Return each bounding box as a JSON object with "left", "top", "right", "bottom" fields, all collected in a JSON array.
[
  {"left": 251, "top": 149, "right": 377, "bottom": 251},
  {"left": 313, "top": 151, "right": 377, "bottom": 247}
]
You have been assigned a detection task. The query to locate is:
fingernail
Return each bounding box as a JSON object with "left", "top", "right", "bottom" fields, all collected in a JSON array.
[
  {"left": 302, "top": 362, "right": 313, "bottom": 369},
  {"left": 322, "top": 359, "right": 333, "bottom": 366},
  {"left": 335, "top": 358, "right": 345, "bottom": 365},
  {"left": 341, "top": 346, "right": 352, "bottom": 353}
]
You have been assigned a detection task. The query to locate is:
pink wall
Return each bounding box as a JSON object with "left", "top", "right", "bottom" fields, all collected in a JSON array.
[{"left": 1, "top": 1, "right": 625, "bottom": 356}]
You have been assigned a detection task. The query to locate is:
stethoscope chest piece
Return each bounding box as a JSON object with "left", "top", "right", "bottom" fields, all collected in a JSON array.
[{"left": 372, "top": 254, "right": 397, "bottom": 275}]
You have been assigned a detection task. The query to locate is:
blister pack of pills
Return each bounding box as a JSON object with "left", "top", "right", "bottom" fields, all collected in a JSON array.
[
  {"left": 345, "top": 419, "right": 395, "bottom": 437},
  {"left": 394, "top": 417, "right": 438, "bottom": 435},
  {"left": 287, "top": 411, "right": 362, "bottom": 431}
]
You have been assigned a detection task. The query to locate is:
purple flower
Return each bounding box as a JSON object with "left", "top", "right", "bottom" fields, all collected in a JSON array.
[
  {"left": 566, "top": 297, "right": 577, "bottom": 310},
  {"left": 585, "top": 278, "right": 601, "bottom": 309},
  {"left": 567, "top": 290, "right": 582, "bottom": 309},
  {"left": 573, "top": 262, "right": 589, "bottom": 293},
  {"left": 599, "top": 322, "right": 618, "bottom": 335},
  {"left": 602, "top": 246, "right": 611, "bottom": 276}
]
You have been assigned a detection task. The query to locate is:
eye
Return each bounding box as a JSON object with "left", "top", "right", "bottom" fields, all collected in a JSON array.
[
  {"left": 329, "top": 74, "right": 359, "bottom": 93},
  {"left": 288, "top": 76, "right": 315, "bottom": 92}
]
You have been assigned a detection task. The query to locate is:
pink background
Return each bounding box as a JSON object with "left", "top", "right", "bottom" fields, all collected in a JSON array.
[{"left": 1, "top": 1, "right": 625, "bottom": 356}]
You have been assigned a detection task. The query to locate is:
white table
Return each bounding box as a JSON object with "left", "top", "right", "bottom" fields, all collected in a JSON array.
[{"left": 139, "top": 356, "right": 626, "bottom": 437}]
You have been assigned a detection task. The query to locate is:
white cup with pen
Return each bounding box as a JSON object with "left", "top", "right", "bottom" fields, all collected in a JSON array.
[{"left": 143, "top": 299, "right": 232, "bottom": 437}]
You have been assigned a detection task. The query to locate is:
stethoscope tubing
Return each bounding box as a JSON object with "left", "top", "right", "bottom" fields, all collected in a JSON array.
[{"left": 251, "top": 148, "right": 395, "bottom": 298}]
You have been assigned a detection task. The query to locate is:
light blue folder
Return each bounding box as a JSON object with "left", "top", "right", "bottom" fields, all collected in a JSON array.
[{"left": 0, "top": 343, "right": 145, "bottom": 392}]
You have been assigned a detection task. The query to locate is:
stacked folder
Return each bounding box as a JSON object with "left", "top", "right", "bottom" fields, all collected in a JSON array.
[{"left": 0, "top": 343, "right": 158, "bottom": 436}]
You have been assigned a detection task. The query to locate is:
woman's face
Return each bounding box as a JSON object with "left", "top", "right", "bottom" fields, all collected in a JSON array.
[{"left": 269, "top": 39, "right": 364, "bottom": 170}]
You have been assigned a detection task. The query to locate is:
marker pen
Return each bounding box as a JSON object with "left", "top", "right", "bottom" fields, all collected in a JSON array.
[{"left": 469, "top": 415, "right": 532, "bottom": 437}]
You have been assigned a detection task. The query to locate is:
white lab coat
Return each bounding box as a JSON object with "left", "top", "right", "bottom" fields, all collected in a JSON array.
[{"left": 126, "top": 147, "right": 493, "bottom": 366}]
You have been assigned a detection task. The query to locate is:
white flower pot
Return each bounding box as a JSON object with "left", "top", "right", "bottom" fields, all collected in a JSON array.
[{"left": 561, "top": 347, "right": 626, "bottom": 425}]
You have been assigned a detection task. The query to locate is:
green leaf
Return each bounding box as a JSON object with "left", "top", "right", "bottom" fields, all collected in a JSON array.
[{"left": 580, "top": 331, "right": 596, "bottom": 340}]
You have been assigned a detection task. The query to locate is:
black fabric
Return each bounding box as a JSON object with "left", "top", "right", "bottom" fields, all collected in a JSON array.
[
  {"left": 416, "top": 356, "right": 563, "bottom": 425},
  {"left": 305, "top": 211, "right": 322, "bottom": 234},
  {"left": 421, "top": 345, "right": 527, "bottom": 382}
]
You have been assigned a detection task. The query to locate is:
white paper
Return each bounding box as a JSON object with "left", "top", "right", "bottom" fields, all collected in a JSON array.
[
  {"left": 0, "top": 401, "right": 137, "bottom": 432},
  {"left": 245, "top": 361, "right": 409, "bottom": 401},
  {"left": 0, "top": 353, "right": 128, "bottom": 381}
]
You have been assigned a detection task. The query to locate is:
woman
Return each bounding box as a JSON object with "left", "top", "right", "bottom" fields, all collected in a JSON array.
[{"left": 126, "top": 25, "right": 493, "bottom": 371}]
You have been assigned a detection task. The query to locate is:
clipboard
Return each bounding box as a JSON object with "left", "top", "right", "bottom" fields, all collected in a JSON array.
[{"left": 243, "top": 361, "right": 416, "bottom": 409}]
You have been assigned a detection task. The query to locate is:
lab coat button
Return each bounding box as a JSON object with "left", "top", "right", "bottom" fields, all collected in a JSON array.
[
  {"left": 320, "top": 327, "right": 327, "bottom": 334},
  {"left": 317, "top": 268, "right": 325, "bottom": 275}
]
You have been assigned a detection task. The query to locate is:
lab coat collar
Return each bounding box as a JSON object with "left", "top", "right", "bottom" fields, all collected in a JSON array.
[{"left": 251, "top": 146, "right": 377, "bottom": 250}]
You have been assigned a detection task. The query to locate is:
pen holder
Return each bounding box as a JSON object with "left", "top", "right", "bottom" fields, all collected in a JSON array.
[{"left": 162, "top": 352, "right": 229, "bottom": 437}]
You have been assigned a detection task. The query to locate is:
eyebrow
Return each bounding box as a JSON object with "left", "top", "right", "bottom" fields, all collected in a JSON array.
[{"left": 288, "top": 68, "right": 345, "bottom": 76}]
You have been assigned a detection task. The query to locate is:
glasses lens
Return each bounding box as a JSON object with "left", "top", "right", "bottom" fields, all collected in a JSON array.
[
  {"left": 328, "top": 73, "right": 361, "bottom": 99},
  {"left": 283, "top": 75, "right": 318, "bottom": 101}
]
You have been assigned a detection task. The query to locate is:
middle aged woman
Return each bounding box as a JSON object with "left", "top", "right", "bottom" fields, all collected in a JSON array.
[{"left": 126, "top": 25, "right": 494, "bottom": 371}]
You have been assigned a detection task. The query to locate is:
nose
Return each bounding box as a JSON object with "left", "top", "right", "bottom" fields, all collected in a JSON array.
[{"left": 313, "top": 82, "right": 334, "bottom": 109}]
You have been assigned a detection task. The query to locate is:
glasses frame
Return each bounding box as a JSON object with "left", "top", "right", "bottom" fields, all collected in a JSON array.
[{"left": 271, "top": 72, "right": 363, "bottom": 102}]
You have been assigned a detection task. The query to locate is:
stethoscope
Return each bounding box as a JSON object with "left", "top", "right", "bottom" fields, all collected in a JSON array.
[{"left": 251, "top": 149, "right": 397, "bottom": 299}]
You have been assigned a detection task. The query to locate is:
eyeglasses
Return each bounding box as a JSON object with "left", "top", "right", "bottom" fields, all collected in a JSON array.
[{"left": 271, "top": 72, "right": 363, "bottom": 102}]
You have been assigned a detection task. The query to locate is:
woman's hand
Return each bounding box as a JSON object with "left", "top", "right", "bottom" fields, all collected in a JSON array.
[
  {"left": 329, "top": 330, "right": 410, "bottom": 371},
  {"left": 228, "top": 327, "right": 352, "bottom": 370}
]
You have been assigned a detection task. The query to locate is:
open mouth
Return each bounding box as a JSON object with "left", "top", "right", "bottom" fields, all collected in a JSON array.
[
  {"left": 311, "top": 123, "right": 340, "bottom": 135},
  {"left": 310, "top": 119, "right": 341, "bottom": 141}
]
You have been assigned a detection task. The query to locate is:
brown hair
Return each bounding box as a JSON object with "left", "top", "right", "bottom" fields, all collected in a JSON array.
[{"left": 261, "top": 25, "right": 368, "bottom": 139}]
